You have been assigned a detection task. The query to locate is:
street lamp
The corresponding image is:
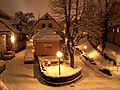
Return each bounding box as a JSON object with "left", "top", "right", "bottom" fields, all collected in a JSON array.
[
  {"left": 83, "top": 45, "right": 87, "bottom": 49},
  {"left": 56, "top": 51, "right": 63, "bottom": 75},
  {"left": 83, "top": 45, "right": 87, "bottom": 55}
]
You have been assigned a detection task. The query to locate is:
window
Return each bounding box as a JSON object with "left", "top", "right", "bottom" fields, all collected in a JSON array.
[
  {"left": 42, "top": 23, "right": 45, "bottom": 28},
  {"left": 36, "top": 31, "right": 39, "bottom": 33},
  {"left": 48, "top": 23, "right": 52, "bottom": 28},
  {"left": 113, "top": 29, "right": 115, "bottom": 32},
  {"left": 44, "top": 44, "right": 52, "bottom": 50},
  {"left": 117, "top": 27, "right": 119, "bottom": 32},
  {"left": 45, "top": 16, "right": 48, "bottom": 19}
]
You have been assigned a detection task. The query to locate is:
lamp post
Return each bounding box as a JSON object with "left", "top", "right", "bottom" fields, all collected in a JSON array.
[
  {"left": 83, "top": 45, "right": 87, "bottom": 56},
  {"left": 83, "top": 45, "right": 87, "bottom": 49},
  {"left": 56, "top": 51, "right": 63, "bottom": 75}
]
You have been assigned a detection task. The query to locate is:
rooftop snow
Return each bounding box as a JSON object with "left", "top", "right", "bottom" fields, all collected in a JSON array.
[{"left": 33, "top": 29, "right": 62, "bottom": 41}]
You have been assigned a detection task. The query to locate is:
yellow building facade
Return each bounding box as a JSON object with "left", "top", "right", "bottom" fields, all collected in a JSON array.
[{"left": 32, "top": 13, "right": 61, "bottom": 35}]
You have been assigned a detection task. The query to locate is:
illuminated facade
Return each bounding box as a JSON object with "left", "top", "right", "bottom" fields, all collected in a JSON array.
[
  {"left": 33, "top": 29, "right": 62, "bottom": 56},
  {"left": 31, "top": 13, "right": 61, "bottom": 35},
  {"left": 107, "top": 25, "right": 120, "bottom": 46}
]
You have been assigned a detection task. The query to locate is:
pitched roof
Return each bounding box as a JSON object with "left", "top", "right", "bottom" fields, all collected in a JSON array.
[
  {"left": 31, "top": 13, "right": 61, "bottom": 29},
  {"left": 0, "top": 22, "right": 11, "bottom": 34},
  {"left": 40, "top": 13, "right": 54, "bottom": 20},
  {"left": 33, "top": 29, "right": 62, "bottom": 42},
  {"left": 0, "top": 9, "right": 10, "bottom": 19},
  {"left": 7, "top": 16, "right": 21, "bottom": 25},
  {"left": 0, "top": 18, "right": 21, "bottom": 33}
]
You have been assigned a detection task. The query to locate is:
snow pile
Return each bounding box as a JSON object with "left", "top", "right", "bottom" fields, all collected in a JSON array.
[
  {"left": 77, "top": 37, "right": 120, "bottom": 77},
  {"left": 97, "top": 43, "right": 120, "bottom": 66},
  {"left": 103, "top": 43, "right": 120, "bottom": 78},
  {"left": 43, "top": 64, "right": 82, "bottom": 77}
]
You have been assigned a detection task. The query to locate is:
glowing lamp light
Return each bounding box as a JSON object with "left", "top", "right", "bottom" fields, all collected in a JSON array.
[
  {"left": 56, "top": 51, "right": 63, "bottom": 58},
  {"left": 65, "top": 38, "right": 68, "bottom": 42},
  {"left": 11, "top": 35, "right": 15, "bottom": 43},
  {"left": 56, "top": 51, "right": 62, "bottom": 75},
  {"left": 83, "top": 45, "right": 87, "bottom": 49}
]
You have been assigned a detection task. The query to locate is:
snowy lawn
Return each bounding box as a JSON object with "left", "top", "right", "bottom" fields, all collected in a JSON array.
[{"left": 42, "top": 64, "right": 82, "bottom": 77}]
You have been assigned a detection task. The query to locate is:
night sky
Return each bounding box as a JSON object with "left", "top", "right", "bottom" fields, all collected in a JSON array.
[{"left": 0, "top": 0, "right": 50, "bottom": 19}]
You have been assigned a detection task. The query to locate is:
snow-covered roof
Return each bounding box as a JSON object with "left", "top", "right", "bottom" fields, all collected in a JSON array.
[
  {"left": 0, "top": 18, "right": 20, "bottom": 33},
  {"left": 7, "top": 16, "right": 20, "bottom": 25},
  {"left": 33, "top": 29, "right": 62, "bottom": 42},
  {"left": 0, "top": 9, "right": 10, "bottom": 19},
  {"left": 31, "top": 13, "right": 61, "bottom": 29},
  {"left": 0, "top": 22, "right": 11, "bottom": 34}
]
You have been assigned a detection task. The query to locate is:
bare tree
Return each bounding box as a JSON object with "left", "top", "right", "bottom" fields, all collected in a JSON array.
[
  {"left": 15, "top": 11, "right": 36, "bottom": 24},
  {"left": 97, "top": 0, "right": 120, "bottom": 51},
  {"left": 80, "top": 0, "right": 120, "bottom": 51},
  {"left": 79, "top": 0, "right": 101, "bottom": 46},
  {"left": 49, "top": 0, "right": 85, "bottom": 68}
]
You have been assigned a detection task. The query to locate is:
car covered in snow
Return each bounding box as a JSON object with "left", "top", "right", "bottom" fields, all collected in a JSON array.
[
  {"left": 24, "top": 50, "right": 34, "bottom": 64},
  {"left": 2, "top": 51, "right": 15, "bottom": 60},
  {"left": 0, "top": 60, "right": 6, "bottom": 73}
]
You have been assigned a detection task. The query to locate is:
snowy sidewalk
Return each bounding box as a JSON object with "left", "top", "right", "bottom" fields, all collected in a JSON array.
[
  {"left": 76, "top": 37, "right": 120, "bottom": 79},
  {"left": 97, "top": 42, "right": 120, "bottom": 78},
  {"left": 104, "top": 43, "right": 120, "bottom": 79}
]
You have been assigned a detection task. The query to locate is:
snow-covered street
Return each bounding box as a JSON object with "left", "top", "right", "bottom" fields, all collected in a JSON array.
[{"left": 0, "top": 41, "right": 120, "bottom": 90}]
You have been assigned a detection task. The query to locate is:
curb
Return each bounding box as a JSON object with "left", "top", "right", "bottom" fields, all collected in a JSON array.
[
  {"left": 38, "top": 59, "right": 82, "bottom": 86},
  {"left": 42, "top": 74, "right": 82, "bottom": 86}
]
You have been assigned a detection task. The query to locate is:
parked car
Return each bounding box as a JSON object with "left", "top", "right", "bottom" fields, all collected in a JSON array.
[
  {"left": 24, "top": 50, "right": 34, "bottom": 64},
  {"left": 2, "top": 51, "right": 15, "bottom": 60}
]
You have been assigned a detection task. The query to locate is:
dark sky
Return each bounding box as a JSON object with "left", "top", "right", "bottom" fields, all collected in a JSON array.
[{"left": 0, "top": 0, "right": 50, "bottom": 19}]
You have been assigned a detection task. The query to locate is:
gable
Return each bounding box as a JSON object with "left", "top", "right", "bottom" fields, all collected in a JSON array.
[
  {"left": 31, "top": 13, "right": 61, "bottom": 30},
  {"left": 0, "top": 9, "right": 10, "bottom": 19},
  {"left": 0, "top": 18, "right": 21, "bottom": 34},
  {"left": 40, "top": 13, "right": 53, "bottom": 20}
]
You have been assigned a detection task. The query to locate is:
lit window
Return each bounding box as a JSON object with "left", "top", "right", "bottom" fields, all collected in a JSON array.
[
  {"left": 117, "top": 27, "right": 119, "bottom": 32},
  {"left": 113, "top": 29, "right": 115, "bottom": 32},
  {"left": 11, "top": 35, "right": 15, "bottom": 43}
]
